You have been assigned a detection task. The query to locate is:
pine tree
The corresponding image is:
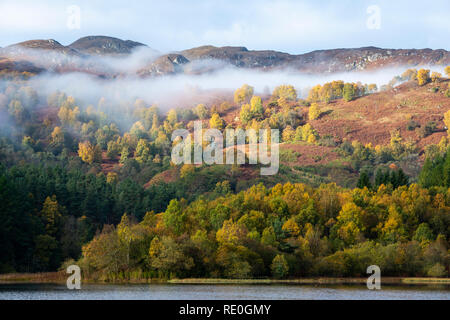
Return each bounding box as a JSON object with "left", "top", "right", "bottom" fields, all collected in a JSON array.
[{"left": 357, "top": 170, "right": 371, "bottom": 189}]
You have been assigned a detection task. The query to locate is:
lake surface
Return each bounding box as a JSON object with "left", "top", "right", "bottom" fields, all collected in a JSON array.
[{"left": 0, "top": 283, "right": 449, "bottom": 300}]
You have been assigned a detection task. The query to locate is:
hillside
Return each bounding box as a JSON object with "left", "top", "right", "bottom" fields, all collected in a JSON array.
[{"left": 68, "top": 36, "right": 147, "bottom": 55}]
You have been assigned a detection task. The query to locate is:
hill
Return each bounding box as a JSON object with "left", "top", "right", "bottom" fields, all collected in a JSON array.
[
  {"left": 68, "top": 36, "right": 147, "bottom": 55},
  {"left": 0, "top": 36, "right": 448, "bottom": 77}
]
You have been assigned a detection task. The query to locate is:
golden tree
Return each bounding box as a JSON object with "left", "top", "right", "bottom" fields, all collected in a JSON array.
[
  {"left": 309, "top": 103, "right": 321, "bottom": 120},
  {"left": 445, "top": 66, "right": 450, "bottom": 77},
  {"left": 78, "top": 141, "right": 102, "bottom": 164},
  {"left": 234, "top": 84, "right": 254, "bottom": 105},
  {"left": 209, "top": 113, "right": 224, "bottom": 129},
  {"left": 417, "top": 69, "right": 430, "bottom": 86},
  {"left": 431, "top": 72, "right": 442, "bottom": 83}
]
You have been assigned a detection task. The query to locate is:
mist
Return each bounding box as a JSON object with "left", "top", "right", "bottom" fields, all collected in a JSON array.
[
  {"left": 1, "top": 45, "right": 447, "bottom": 117},
  {"left": 23, "top": 65, "right": 444, "bottom": 109}
]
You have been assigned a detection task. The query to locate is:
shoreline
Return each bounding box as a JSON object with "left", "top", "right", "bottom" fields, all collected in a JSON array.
[{"left": 0, "top": 273, "right": 449, "bottom": 286}]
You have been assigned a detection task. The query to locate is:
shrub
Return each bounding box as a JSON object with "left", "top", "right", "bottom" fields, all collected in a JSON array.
[{"left": 427, "top": 263, "right": 447, "bottom": 277}]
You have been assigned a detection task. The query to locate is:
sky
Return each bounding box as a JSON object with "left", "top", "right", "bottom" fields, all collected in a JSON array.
[{"left": 0, "top": 0, "right": 449, "bottom": 54}]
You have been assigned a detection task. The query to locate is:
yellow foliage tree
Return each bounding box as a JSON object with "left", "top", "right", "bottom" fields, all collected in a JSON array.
[
  {"left": 234, "top": 84, "right": 254, "bottom": 105},
  {"left": 431, "top": 72, "right": 442, "bottom": 83},
  {"left": 209, "top": 113, "right": 224, "bottom": 129},
  {"left": 282, "top": 218, "right": 300, "bottom": 236},
  {"left": 51, "top": 126, "right": 64, "bottom": 145},
  {"left": 445, "top": 66, "right": 450, "bottom": 78},
  {"left": 309, "top": 103, "right": 321, "bottom": 120},
  {"left": 273, "top": 84, "right": 297, "bottom": 101},
  {"left": 417, "top": 69, "right": 430, "bottom": 86},
  {"left": 78, "top": 141, "right": 102, "bottom": 164}
]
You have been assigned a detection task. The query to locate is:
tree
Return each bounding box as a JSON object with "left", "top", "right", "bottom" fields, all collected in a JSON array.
[
  {"left": 106, "top": 140, "right": 120, "bottom": 159},
  {"left": 357, "top": 171, "right": 371, "bottom": 189},
  {"left": 417, "top": 69, "right": 430, "bottom": 86},
  {"left": 282, "top": 126, "right": 295, "bottom": 142},
  {"left": 234, "top": 84, "right": 254, "bottom": 105},
  {"left": 216, "top": 219, "right": 247, "bottom": 245},
  {"left": 209, "top": 113, "right": 224, "bottom": 129},
  {"left": 445, "top": 66, "right": 450, "bottom": 78},
  {"left": 309, "top": 103, "right": 321, "bottom": 120},
  {"left": 261, "top": 226, "right": 278, "bottom": 247},
  {"left": 134, "top": 139, "right": 151, "bottom": 164},
  {"left": 413, "top": 223, "right": 434, "bottom": 242},
  {"left": 195, "top": 104, "right": 209, "bottom": 120},
  {"left": 33, "top": 235, "right": 59, "bottom": 271},
  {"left": 444, "top": 110, "right": 450, "bottom": 136},
  {"left": 117, "top": 214, "right": 134, "bottom": 266},
  {"left": 240, "top": 104, "right": 253, "bottom": 124},
  {"left": 343, "top": 83, "right": 356, "bottom": 101},
  {"left": 51, "top": 126, "right": 65, "bottom": 147},
  {"left": 431, "top": 72, "right": 442, "bottom": 83},
  {"left": 167, "top": 109, "right": 178, "bottom": 125},
  {"left": 180, "top": 164, "right": 195, "bottom": 179},
  {"left": 78, "top": 141, "right": 102, "bottom": 164},
  {"left": 401, "top": 69, "right": 417, "bottom": 81},
  {"left": 163, "top": 199, "right": 186, "bottom": 235},
  {"left": 41, "top": 196, "right": 62, "bottom": 237},
  {"left": 149, "top": 236, "right": 194, "bottom": 277},
  {"left": 271, "top": 254, "right": 289, "bottom": 279},
  {"left": 273, "top": 85, "right": 297, "bottom": 101},
  {"left": 250, "top": 96, "right": 264, "bottom": 117}
]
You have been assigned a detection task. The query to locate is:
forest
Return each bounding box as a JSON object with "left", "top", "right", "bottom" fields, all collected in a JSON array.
[{"left": 0, "top": 66, "right": 449, "bottom": 279}]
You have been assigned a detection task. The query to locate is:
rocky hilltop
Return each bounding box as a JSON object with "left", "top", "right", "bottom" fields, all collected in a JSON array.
[{"left": 68, "top": 36, "right": 146, "bottom": 55}]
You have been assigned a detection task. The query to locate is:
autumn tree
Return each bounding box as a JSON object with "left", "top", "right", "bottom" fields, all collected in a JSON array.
[
  {"left": 401, "top": 69, "right": 417, "bottom": 81},
  {"left": 343, "top": 83, "right": 356, "bottom": 102},
  {"left": 309, "top": 103, "right": 321, "bottom": 120},
  {"left": 273, "top": 85, "right": 297, "bottom": 101},
  {"left": 417, "top": 69, "right": 430, "bottom": 86},
  {"left": 282, "top": 126, "right": 295, "bottom": 142},
  {"left": 134, "top": 139, "right": 151, "bottom": 164},
  {"left": 106, "top": 140, "right": 120, "bottom": 159},
  {"left": 431, "top": 72, "right": 442, "bottom": 83},
  {"left": 240, "top": 104, "right": 253, "bottom": 124},
  {"left": 78, "top": 141, "right": 102, "bottom": 164},
  {"left": 234, "top": 84, "right": 254, "bottom": 105},
  {"left": 41, "top": 196, "right": 63, "bottom": 237},
  {"left": 51, "top": 126, "right": 65, "bottom": 147},
  {"left": 250, "top": 96, "right": 264, "bottom": 118},
  {"left": 445, "top": 66, "right": 450, "bottom": 78},
  {"left": 195, "top": 104, "right": 209, "bottom": 119},
  {"left": 210, "top": 113, "right": 224, "bottom": 129},
  {"left": 167, "top": 109, "right": 178, "bottom": 125}
]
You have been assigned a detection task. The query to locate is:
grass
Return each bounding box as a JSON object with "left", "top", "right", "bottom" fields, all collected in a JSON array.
[
  {"left": 1, "top": 273, "right": 449, "bottom": 286},
  {"left": 169, "top": 277, "right": 450, "bottom": 285}
]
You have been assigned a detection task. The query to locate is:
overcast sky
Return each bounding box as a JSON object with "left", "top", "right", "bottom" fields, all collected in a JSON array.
[{"left": 0, "top": 0, "right": 449, "bottom": 54}]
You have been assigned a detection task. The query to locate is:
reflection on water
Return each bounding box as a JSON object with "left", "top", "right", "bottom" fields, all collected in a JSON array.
[{"left": 0, "top": 283, "right": 449, "bottom": 300}]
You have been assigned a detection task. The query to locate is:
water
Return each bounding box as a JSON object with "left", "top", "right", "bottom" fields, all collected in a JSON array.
[{"left": 0, "top": 283, "right": 449, "bottom": 300}]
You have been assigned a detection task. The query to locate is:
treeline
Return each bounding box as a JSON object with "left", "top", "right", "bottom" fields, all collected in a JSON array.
[
  {"left": 78, "top": 181, "right": 449, "bottom": 281},
  {"left": 307, "top": 81, "right": 377, "bottom": 104},
  {"left": 0, "top": 162, "right": 239, "bottom": 273}
]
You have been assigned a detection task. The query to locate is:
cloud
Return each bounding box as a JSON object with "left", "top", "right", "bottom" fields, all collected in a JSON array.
[{"left": 0, "top": 0, "right": 449, "bottom": 52}]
